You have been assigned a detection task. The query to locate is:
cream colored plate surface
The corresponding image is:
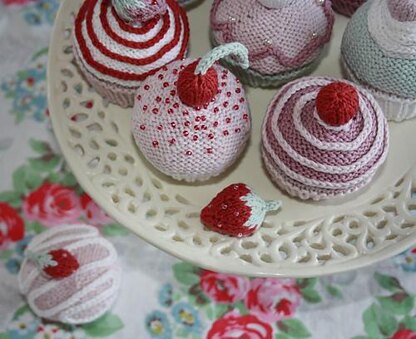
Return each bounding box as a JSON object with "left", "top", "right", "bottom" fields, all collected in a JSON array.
[{"left": 48, "top": 0, "right": 416, "bottom": 277}]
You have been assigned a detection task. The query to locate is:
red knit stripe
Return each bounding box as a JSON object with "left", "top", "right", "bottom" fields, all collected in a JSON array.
[
  {"left": 74, "top": 0, "right": 189, "bottom": 81},
  {"left": 110, "top": 3, "right": 159, "bottom": 34},
  {"left": 100, "top": 0, "right": 172, "bottom": 48}
]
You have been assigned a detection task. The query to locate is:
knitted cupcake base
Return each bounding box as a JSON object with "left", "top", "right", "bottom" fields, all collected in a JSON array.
[
  {"left": 73, "top": 50, "right": 136, "bottom": 108},
  {"left": 342, "top": 57, "right": 416, "bottom": 122},
  {"left": 222, "top": 57, "right": 318, "bottom": 88}
]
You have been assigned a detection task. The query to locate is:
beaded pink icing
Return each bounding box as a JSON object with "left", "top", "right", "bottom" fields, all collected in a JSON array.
[{"left": 261, "top": 77, "right": 389, "bottom": 201}]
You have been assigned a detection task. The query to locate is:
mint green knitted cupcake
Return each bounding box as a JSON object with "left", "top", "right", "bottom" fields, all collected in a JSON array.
[{"left": 341, "top": 0, "right": 416, "bottom": 121}]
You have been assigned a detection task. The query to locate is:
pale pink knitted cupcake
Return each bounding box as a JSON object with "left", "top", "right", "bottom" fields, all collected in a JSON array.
[
  {"left": 210, "top": 0, "right": 334, "bottom": 88},
  {"left": 18, "top": 224, "right": 121, "bottom": 324},
  {"left": 262, "top": 77, "right": 389, "bottom": 200},
  {"left": 131, "top": 43, "right": 251, "bottom": 182},
  {"left": 72, "top": 0, "right": 189, "bottom": 108}
]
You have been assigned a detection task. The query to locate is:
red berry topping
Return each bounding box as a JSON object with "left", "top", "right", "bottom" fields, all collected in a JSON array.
[
  {"left": 43, "top": 249, "right": 79, "bottom": 279},
  {"left": 177, "top": 60, "right": 219, "bottom": 108},
  {"left": 316, "top": 82, "right": 359, "bottom": 126}
]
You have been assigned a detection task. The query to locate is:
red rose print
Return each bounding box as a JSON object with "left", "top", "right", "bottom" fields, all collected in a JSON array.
[
  {"left": 207, "top": 310, "right": 273, "bottom": 339},
  {"left": 3, "top": 0, "right": 33, "bottom": 5},
  {"left": 23, "top": 182, "right": 81, "bottom": 227},
  {"left": 200, "top": 270, "right": 250, "bottom": 304},
  {"left": 391, "top": 329, "right": 416, "bottom": 339},
  {"left": 80, "top": 193, "right": 112, "bottom": 226},
  {"left": 0, "top": 202, "right": 24, "bottom": 249},
  {"left": 245, "top": 278, "right": 301, "bottom": 322}
]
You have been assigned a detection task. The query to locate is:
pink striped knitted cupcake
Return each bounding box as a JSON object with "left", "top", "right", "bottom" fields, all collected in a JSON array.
[
  {"left": 72, "top": 0, "right": 189, "bottom": 108},
  {"left": 261, "top": 77, "right": 389, "bottom": 201},
  {"left": 332, "top": 0, "right": 366, "bottom": 17},
  {"left": 210, "top": 0, "right": 334, "bottom": 88},
  {"left": 18, "top": 224, "right": 121, "bottom": 324}
]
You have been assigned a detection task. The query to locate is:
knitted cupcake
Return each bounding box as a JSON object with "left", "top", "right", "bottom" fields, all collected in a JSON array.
[
  {"left": 210, "top": 0, "right": 334, "bottom": 88},
  {"left": 341, "top": 0, "right": 416, "bottom": 121},
  {"left": 131, "top": 43, "right": 251, "bottom": 182},
  {"left": 332, "top": 0, "right": 366, "bottom": 17},
  {"left": 18, "top": 224, "right": 121, "bottom": 324},
  {"left": 262, "top": 77, "right": 389, "bottom": 201},
  {"left": 72, "top": 0, "right": 190, "bottom": 108}
]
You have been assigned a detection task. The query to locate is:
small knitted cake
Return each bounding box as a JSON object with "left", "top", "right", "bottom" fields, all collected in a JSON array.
[
  {"left": 210, "top": 0, "right": 334, "bottom": 88},
  {"left": 18, "top": 224, "right": 121, "bottom": 324},
  {"left": 261, "top": 77, "right": 389, "bottom": 201},
  {"left": 341, "top": 0, "right": 416, "bottom": 121},
  {"left": 332, "top": 0, "right": 366, "bottom": 17},
  {"left": 131, "top": 43, "right": 251, "bottom": 182},
  {"left": 72, "top": 0, "right": 190, "bottom": 108}
]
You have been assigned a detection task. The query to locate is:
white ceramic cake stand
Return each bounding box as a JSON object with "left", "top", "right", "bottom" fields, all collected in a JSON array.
[{"left": 48, "top": 0, "right": 416, "bottom": 277}]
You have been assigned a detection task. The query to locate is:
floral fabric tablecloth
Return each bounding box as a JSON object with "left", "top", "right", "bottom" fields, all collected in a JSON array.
[{"left": 0, "top": 1, "right": 415, "bottom": 339}]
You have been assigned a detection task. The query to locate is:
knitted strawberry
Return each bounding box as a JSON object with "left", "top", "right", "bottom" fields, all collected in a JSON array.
[
  {"left": 27, "top": 249, "right": 79, "bottom": 279},
  {"left": 131, "top": 42, "right": 252, "bottom": 182},
  {"left": 201, "top": 183, "right": 281, "bottom": 237}
]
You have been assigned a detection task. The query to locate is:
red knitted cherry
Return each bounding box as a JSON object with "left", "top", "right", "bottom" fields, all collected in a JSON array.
[
  {"left": 43, "top": 249, "right": 79, "bottom": 279},
  {"left": 316, "top": 82, "right": 359, "bottom": 126},
  {"left": 177, "top": 60, "right": 219, "bottom": 108}
]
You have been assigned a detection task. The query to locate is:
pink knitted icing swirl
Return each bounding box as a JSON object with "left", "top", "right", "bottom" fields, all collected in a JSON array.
[
  {"left": 210, "top": 0, "right": 334, "bottom": 75},
  {"left": 261, "top": 77, "right": 389, "bottom": 201}
]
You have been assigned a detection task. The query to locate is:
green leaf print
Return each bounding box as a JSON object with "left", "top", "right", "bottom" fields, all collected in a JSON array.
[
  {"left": 275, "top": 334, "right": 291, "bottom": 339},
  {"left": 82, "top": 313, "right": 124, "bottom": 337},
  {"left": 403, "top": 315, "right": 416, "bottom": 331},
  {"left": 0, "top": 332, "right": 10, "bottom": 339},
  {"left": 0, "top": 191, "right": 22, "bottom": 208},
  {"left": 13, "top": 304, "right": 32, "bottom": 320},
  {"left": 13, "top": 166, "right": 28, "bottom": 194},
  {"left": 173, "top": 262, "right": 201, "bottom": 286},
  {"left": 29, "top": 139, "right": 49, "bottom": 154},
  {"left": 102, "top": 224, "right": 129, "bottom": 237},
  {"left": 326, "top": 285, "right": 342, "bottom": 298},
  {"left": 363, "top": 303, "right": 398, "bottom": 338},
  {"left": 374, "top": 273, "right": 403, "bottom": 293},
  {"left": 277, "top": 319, "right": 311, "bottom": 338},
  {"left": 28, "top": 155, "right": 60, "bottom": 172},
  {"left": 0, "top": 250, "right": 14, "bottom": 261},
  {"left": 232, "top": 300, "right": 249, "bottom": 315},
  {"left": 377, "top": 294, "right": 414, "bottom": 315},
  {"left": 300, "top": 287, "right": 322, "bottom": 304},
  {"left": 26, "top": 221, "right": 45, "bottom": 234}
]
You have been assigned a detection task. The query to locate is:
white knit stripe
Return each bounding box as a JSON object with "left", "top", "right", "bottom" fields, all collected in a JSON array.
[
  {"left": 22, "top": 237, "right": 117, "bottom": 299},
  {"left": 60, "top": 268, "right": 121, "bottom": 323},
  {"left": 29, "top": 231, "right": 99, "bottom": 254},
  {"left": 313, "top": 108, "right": 354, "bottom": 131},
  {"left": 28, "top": 268, "right": 117, "bottom": 319},
  {"left": 62, "top": 289, "right": 119, "bottom": 324},
  {"left": 105, "top": 1, "right": 165, "bottom": 43},
  {"left": 74, "top": 15, "right": 185, "bottom": 86},
  {"left": 26, "top": 224, "right": 98, "bottom": 252},
  {"left": 368, "top": 0, "right": 416, "bottom": 59}
]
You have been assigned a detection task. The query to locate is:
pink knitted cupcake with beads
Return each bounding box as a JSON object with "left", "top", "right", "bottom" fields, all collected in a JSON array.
[
  {"left": 262, "top": 77, "right": 389, "bottom": 201},
  {"left": 131, "top": 43, "right": 251, "bottom": 182},
  {"left": 332, "top": 0, "right": 366, "bottom": 17},
  {"left": 18, "top": 224, "right": 121, "bottom": 324},
  {"left": 72, "top": 0, "right": 189, "bottom": 108},
  {"left": 210, "top": 0, "right": 334, "bottom": 88}
]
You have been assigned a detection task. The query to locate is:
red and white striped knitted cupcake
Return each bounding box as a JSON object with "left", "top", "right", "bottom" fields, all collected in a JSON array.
[
  {"left": 72, "top": 0, "right": 190, "bottom": 108},
  {"left": 261, "top": 77, "right": 389, "bottom": 201}
]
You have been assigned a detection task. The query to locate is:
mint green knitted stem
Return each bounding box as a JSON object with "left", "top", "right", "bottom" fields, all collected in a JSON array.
[
  {"left": 195, "top": 43, "right": 249, "bottom": 75},
  {"left": 26, "top": 250, "right": 57, "bottom": 269}
]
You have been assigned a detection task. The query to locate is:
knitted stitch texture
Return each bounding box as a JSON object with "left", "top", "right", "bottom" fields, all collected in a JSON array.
[
  {"left": 261, "top": 77, "right": 389, "bottom": 201},
  {"left": 131, "top": 46, "right": 251, "bottom": 182},
  {"left": 210, "top": 0, "right": 334, "bottom": 87},
  {"left": 332, "top": 0, "right": 366, "bottom": 17},
  {"left": 72, "top": 0, "right": 189, "bottom": 108},
  {"left": 341, "top": 0, "right": 416, "bottom": 121},
  {"left": 18, "top": 224, "right": 121, "bottom": 324}
]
